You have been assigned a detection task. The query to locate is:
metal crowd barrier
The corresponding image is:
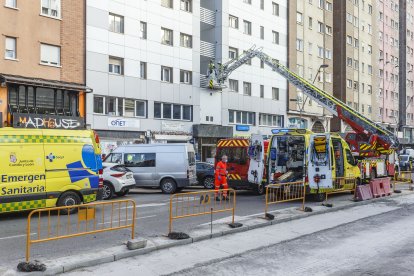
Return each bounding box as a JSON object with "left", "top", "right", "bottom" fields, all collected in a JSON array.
[
  {"left": 265, "top": 181, "right": 306, "bottom": 215},
  {"left": 26, "top": 199, "right": 136, "bottom": 262},
  {"left": 169, "top": 189, "right": 236, "bottom": 234},
  {"left": 393, "top": 171, "right": 413, "bottom": 192},
  {"left": 325, "top": 177, "right": 357, "bottom": 201}
]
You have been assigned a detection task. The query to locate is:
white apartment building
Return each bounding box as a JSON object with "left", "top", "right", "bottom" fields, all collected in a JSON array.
[{"left": 86, "top": 0, "right": 288, "bottom": 160}]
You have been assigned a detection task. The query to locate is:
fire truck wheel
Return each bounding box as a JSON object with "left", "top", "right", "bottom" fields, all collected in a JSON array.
[
  {"left": 313, "top": 192, "right": 326, "bottom": 202},
  {"left": 255, "top": 184, "right": 265, "bottom": 195}
]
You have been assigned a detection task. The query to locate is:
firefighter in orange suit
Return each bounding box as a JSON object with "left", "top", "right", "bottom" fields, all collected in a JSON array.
[{"left": 215, "top": 155, "right": 229, "bottom": 201}]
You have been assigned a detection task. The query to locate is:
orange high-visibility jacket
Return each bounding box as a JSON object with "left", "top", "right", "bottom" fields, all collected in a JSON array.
[{"left": 215, "top": 161, "right": 227, "bottom": 177}]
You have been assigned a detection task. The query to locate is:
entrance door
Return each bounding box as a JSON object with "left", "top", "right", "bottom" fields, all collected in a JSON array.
[
  {"left": 248, "top": 135, "right": 265, "bottom": 184},
  {"left": 308, "top": 134, "right": 333, "bottom": 189}
]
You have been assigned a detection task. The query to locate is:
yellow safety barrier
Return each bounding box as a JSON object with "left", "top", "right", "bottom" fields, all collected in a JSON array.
[
  {"left": 265, "top": 181, "right": 306, "bottom": 215},
  {"left": 26, "top": 199, "right": 136, "bottom": 262},
  {"left": 325, "top": 177, "right": 357, "bottom": 201},
  {"left": 169, "top": 189, "right": 236, "bottom": 234},
  {"left": 393, "top": 171, "right": 413, "bottom": 192}
]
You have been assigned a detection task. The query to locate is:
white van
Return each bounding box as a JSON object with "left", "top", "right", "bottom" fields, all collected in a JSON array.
[{"left": 103, "top": 143, "right": 197, "bottom": 194}]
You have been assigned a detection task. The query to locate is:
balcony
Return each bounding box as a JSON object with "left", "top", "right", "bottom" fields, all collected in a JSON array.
[
  {"left": 200, "top": 41, "right": 215, "bottom": 58},
  {"left": 200, "top": 7, "right": 216, "bottom": 26}
]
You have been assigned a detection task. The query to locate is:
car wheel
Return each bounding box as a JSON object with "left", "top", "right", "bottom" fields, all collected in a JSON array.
[
  {"left": 160, "top": 178, "right": 177, "bottom": 194},
  {"left": 102, "top": 182, "right": 114, "bottom": 200},
  {"left": 57, "top": 191, "right": 81, "bottom": 215},
  {"left": 115, "top": 189, "right": 129, "bottom": 197},
  {"left": 255, "top": 183, "right": 265, "bottom": 195},
  {"left": 203, "top": 176, "right": 215, "bottom": 189}
]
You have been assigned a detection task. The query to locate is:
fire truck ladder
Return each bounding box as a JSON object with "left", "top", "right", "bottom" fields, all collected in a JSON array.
[{"left": 209, "top": 47, "right": 399, "bottom": 152}]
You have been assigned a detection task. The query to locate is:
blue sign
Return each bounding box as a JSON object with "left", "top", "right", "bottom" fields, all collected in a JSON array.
[{"left": 236, "top": 125, "right": 250, "bottom": 131}]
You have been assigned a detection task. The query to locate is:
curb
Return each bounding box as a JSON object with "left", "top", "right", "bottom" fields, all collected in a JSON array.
[{"left": 29, "top": 191, "right": 413, "bottom": 275}]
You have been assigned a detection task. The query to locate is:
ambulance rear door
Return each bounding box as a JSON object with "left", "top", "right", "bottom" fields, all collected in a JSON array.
[
  {"left": 248, "top": 134, "right": 265, "bottom": 184},
  {"left": 308, "top": 134, "right": 334, "bottom": 189}
]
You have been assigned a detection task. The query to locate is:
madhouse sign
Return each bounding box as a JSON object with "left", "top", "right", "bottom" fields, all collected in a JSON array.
[{"left": 13, "top": 114, "right": 85, "bottom": 129}]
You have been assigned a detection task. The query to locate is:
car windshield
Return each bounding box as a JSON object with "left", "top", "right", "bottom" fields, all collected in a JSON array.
[{"left": 400, "top": 156, "right": 409, "bottom": 161}]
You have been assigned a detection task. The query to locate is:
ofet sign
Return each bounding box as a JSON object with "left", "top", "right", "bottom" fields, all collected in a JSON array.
[{"left": 107, "top": 117, "right": 140, "bottom": 129}]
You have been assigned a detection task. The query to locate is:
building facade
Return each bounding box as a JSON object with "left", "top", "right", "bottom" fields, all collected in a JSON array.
[
  {"left": 0, "top": 0, "right": 89, "bottom": 129},
  {"left": 287, "top": 0, "right": 333, "bottom": 133}
]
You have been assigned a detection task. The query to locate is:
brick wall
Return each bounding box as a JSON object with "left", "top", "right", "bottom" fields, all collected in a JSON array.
[{"left": 60, "top": 0, "right": 85, "bottom": 84}]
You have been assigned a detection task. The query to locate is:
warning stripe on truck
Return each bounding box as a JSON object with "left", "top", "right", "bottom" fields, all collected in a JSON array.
[{"left": 217, "top": 139, "right": 249, "bottom": 147}]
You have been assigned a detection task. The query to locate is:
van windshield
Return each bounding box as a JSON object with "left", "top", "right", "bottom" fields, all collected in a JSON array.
[{"left": 188, "top": 152, "right": 196, "bottom": 166}]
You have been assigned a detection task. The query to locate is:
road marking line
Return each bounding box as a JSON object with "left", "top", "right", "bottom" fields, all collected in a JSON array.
[
  {"left": 120, "top": 203, "right": 167, "bottom": 210},
  {"left": 0, "top": 233, "right": 36, "bottom": 241},
  {"left": 97, "top": 215, "right": 156, "bottom": 225}
]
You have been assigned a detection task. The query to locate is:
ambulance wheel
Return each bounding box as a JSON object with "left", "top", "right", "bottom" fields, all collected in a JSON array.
[
  {"left": 160, "top": 178, "right": 177, "bottom": 194},
  {"left": 57, "top": 192, "right": 81, "bottom": 215},
  {"left": 102, "top": 181, "right": 114, "bottom": 200},
  {"left": 313, "top": 193, "right": 326, "bottom": 202},
  {"left": 203, "top": 176, "right": 215, "bottom": 189},
  {"left": 255, "top": 183, "right": 265, "bottom": 195}
]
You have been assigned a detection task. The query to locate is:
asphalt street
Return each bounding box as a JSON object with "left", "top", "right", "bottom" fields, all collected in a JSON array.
[
  {"left": 0, "top": 187, "right": 353, "bottom": 270},
  {"left": 174, "top": 202, "right": 414, "bottom": 276}
]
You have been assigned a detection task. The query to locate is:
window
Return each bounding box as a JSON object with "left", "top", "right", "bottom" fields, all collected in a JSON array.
[
  {"left": 180, "top": 0, "right": 192, "bottom": 12},
  {"left": 243, "top": 0, "right": 251, "bottom": 4},
  {"left": 229, "top": 15, "right": 239, "bottom": 29},
  {"left": 243, "top": 51, "right": 252, "bottom": 65},
  {"left": 161, "top": 66, "right": 173, "bottom": 83},
  {"left": 368, "top": 65, "right": 372, "bottom": 75},
  {"left": 368, "top": 105, "right": 372, "bottom": 114},
  {"left": 229, "top": 79, "right": 238, "bottom": 92},
  {"left": 325, "top": 49, "right": 332, "bottom": 59},
  {"left": 140, "top": 21, "right": 147, "bottom": 39},
  {"left": 125, "top": 153, "right": 156, "bottom": 168},
  {"left": 325, "top": 1, "right": 332, "bottom": 11},
  {"left": 260, "top": 60, "right": 264, "bottom": 68},
  {"left": 5, "top": 0, "right": 16, "bottom": 8},
  {"left": 318, "top": 21, "right": 324, "bottom": 33},
  {"left": 161, "top": 27, "right": 173, "bottom": 46},
  {"left": 5, "top": 37, "right": 16, "bottom": 59},
  {"left": 260, "top": 85, "right": 264, "bottom": 98},
  {"left": 272, "top": 87, "right": 279, "bottom": 100},
  {"left": 109, "top": 13, "right": 124, "bottom": 33},
  {"left": 259, "top": 113, "right": 283, "bottom": 127},
  {"left": 108, "top": 57, "right": 123, "bottom": 74},
  {"left": 161, "top": 0, "right": 173, "bottom": 8},
  {"left": 308, "top": 42, "right": 313, "bottom": 54},
  {"left": 260, "top": 26, "right": 264, "bottom": 39},
  {"left": 40, "top": 44, "right": 60, "bottom": 66},
  {"left": 318, "top": 46, "right": 324, "bottom": 58},
  {"left": 346, "top": 35, "right": 352, "bottom": 45},
  {"left": 296, "top": 39, "right": 303, "bottom": 51},
  {"left": 94, "top": 96, "right": 104, "bottom": 114},
  {"left": 272, "top": 2, "right": 279, "bottom": 15},
  {"left": 180, "top": 70, "right": 192, "bottom": 84},
  {"left": 308, "top": 17, "right": 313, "bottom": 29},
  {"left": 325, "top": 73, "right": 332, "bottom": 83},
  {"left": 104, "top": 153, "right": 122, "bottom": 164},
  {"left": 368, "top": 45, "right": 372, "bottom": 54},
  {"left": 140, "top": 62, "right": 147, "bottom": 79},
  {"left": 180, "top": 33, "right": 192, "bottom": 48},
  {"left": 41, "top": 0, "right": 60, "bottom": 18},
  {"left": 272, "top": 31, "right": 279, "bottom": 44},
  {"left": 318, "top": 0, "right": 324, "bottom": 8},
  {"left": 354, "top": 38, "right": 359, "bottom": 48},
  {"left": 368, "top": 4, "right": 372, "bottom": 14},
  {"left": 367, "top": 85, "right": 372, "bottom": 94},
  {"left": 243, "top": 82, "right": 251, "bottom": 96},
  {"left": 347, "top": 79, "right": 352, "bottom": 88},
  {"left": 229, "top": 110, "right": 255, "bottom": 125},
  {"left": 229, "top": 47, "right": 238, "bottom": 59},
  {"left": 135, "top": 100, "right": 146, "bottom": 117},
  {"left": 243, "top": 20, "right": 252, "bottom": 35},
  {"left": 297, "top": 12, "right": 303, "bottom": 24},
  {"left": 105, "top": 97, "right": 119, "bottom": 115},
  {"left": 325, "top": 25, "right": 332, "bottom": 35},
  {"left": 154, "top": 102, "right": 192, "bottom": 121},
  {"left": 345, "top": 149, "right": 355, "bottom": 165},
  {"left": 260, "top": 0, "right": 264, "bottom": 10}
]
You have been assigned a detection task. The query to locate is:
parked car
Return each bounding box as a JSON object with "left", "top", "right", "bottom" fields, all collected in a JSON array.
[
  {"left": 102, "top": 164, "right": 136, "bottom": 200},
  {"left": 398, "top": 155, "right": 413, "bottom": 171},
  {"left": 196, "top": 162, "right": 215, "bottom": 189},
  {"left": 103, "top": 143, "right": 197, "bottom": 194}
]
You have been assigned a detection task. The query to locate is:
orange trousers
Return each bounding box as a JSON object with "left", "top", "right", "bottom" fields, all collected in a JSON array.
[{"left": 214, "top": 175, "right": 228, "bottom": 197}]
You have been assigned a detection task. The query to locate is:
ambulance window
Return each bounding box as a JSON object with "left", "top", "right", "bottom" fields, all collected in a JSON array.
[
  {"left": 105, "top": 153, "right": 122, "bottom": 164},
  {"left": 124, "top": 153, "right": 156, "bottom": 167},
  {"left": 345, "top": 149, "right": 355, "bottom": 165}
]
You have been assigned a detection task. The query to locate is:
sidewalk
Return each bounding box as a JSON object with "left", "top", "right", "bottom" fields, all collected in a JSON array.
[{"left": 15, "top": 192, "right": 414, "bottom": 276}]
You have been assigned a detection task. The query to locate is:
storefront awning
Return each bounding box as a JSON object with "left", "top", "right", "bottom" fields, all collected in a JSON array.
[
  {"left": 154, "top": 134, "right": 192, "bottom": 141},
  {"left": 0, "top": 74, "right": 92, "bottom": 92}
]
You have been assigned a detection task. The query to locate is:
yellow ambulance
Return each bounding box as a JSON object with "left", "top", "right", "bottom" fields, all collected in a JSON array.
[{"left": 0, "top": 128, "right": 103, "bottom": 213}]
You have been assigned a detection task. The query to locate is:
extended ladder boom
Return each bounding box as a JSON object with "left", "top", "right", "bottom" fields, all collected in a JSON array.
[{"left": 208, "top": 48, "right": 399, "bottom": 151}]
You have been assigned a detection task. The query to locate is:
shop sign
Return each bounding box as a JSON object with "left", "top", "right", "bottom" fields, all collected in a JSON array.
[
  {"left": 108, "top": 117, "right": 140, "bottom": 129},
  {"left": 162, "top": 121, "right": 186, "bottom": 131},
  {"left": 13, "top": 114, "right": 84, "bottom": 129},
  {"left": 236, "top": 125, "right": 250, "bottom": 131}
]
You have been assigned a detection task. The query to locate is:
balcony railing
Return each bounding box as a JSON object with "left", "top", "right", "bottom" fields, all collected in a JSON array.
[
  {"left": 200, "top": 41, "right": 215, "bottom": 58},
  {"left": 200, "top": 7, "right": 216, "bottom": 26}
]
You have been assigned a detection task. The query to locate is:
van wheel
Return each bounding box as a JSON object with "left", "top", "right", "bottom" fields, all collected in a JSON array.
[
  {"left": 255, "top": 183, "right": 265, "bottom": 195},
  {"left": 203, "top": 176, "right": 215, "bottom": 189},
  {"left": 313, "top": 192, "right": 326, "bottom": 202},
  {"left": 57, "top": 192, "right": 81, "bottom": 215},
  {"left": 102, "top": 182, "right": 114, "bottom": 200},
  {"left": 160, "top": 178, "right": 177, "bottom": 194}
]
